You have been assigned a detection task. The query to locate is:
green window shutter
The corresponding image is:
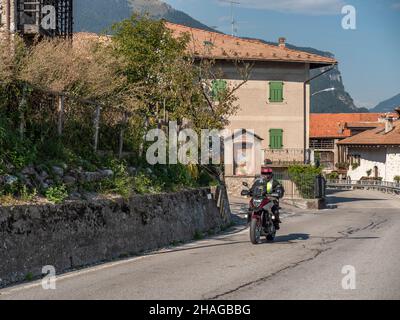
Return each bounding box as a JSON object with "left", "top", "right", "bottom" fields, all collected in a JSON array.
[
  {"left": 211, "top": 80, "right": 227, "bottom": 100},
  {"left": 269, "top": 81, "right": 284, "bottom": 102},
  {"left": 269, "top": 129, "right": 283, "bottom": 149}
]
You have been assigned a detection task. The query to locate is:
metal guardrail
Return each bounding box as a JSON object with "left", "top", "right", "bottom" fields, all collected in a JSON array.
[{"left": 327, "top": 179, "right": 400, "bottom": 193}]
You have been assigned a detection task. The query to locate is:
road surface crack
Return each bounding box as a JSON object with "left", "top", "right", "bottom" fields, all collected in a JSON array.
[
  {"left": 206, "top": 219, "right": 384, "bottom": 300},
  {"left": 206, "top": 246, "right": 328, "bottom": 300}
]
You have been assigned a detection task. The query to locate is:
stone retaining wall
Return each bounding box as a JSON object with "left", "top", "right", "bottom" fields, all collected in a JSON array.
[{"left": 0, "top": 187, "right": 231, "bottom": 287}]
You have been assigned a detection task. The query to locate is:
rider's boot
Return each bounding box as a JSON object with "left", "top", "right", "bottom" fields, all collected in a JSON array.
[{"left": 273, "top": 210, "right": 281, "bottom": 230}]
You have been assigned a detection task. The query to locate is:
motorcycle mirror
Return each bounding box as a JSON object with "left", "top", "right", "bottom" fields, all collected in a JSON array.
[
  {"left": 242, "top": 182, "right": 249, "bottom": 187},
  {"left": 241, "top": 190, "right": 250, "bottom": 196}
]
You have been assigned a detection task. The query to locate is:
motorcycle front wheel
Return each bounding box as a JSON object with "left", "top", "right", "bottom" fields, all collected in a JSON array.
[
  {"left": 250, "top": 219, "right": 262, "bottom": 244},
  {"left": 266, "top": 224, "right": 276, "bottom": 242}
]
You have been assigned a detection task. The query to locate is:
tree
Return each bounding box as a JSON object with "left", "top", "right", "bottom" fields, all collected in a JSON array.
[{"left": 111, "top": 15, "right": 252, "bottom": 132}]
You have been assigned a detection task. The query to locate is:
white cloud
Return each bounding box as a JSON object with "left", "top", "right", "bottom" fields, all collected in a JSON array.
[{"left": 219, "top": 0, "right": 346, "bottom": 15}]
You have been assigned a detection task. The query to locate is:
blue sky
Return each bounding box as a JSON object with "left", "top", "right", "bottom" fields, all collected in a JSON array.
[{"left": 165, "top": 0, "right": 400, "bottom": 109}]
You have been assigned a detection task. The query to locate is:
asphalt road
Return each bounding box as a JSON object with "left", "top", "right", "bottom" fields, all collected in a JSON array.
[{"left": 1, "top": 189, "right": 400, "bottom": 300}]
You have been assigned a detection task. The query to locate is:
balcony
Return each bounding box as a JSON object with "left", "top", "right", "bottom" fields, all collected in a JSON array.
[
  {"left": 264, "top": 148, "right": 309, "bottom": 167},
  {"left": 310, "top": 139, "right": 335, "bottom": 150}
]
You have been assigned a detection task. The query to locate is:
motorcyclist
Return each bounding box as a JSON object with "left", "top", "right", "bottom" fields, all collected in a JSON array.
[{"left": 248, "top": 167, "right": 284, "bottom": 230}]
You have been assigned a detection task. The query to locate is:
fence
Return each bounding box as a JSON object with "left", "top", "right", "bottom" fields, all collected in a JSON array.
[
  {"left": 275, "top": 172, "right": 325, "bottom": 200},
  {"left": 0, "top": 83, "right": 141, "bottom": 158},
  {"left": 327, "top": 179, "right": 400, "bottom": 194}
]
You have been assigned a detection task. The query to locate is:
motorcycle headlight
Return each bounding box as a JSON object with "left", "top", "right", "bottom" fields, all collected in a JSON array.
[{"left": 253, "top": 199, "right": 262, "bottom": 207}]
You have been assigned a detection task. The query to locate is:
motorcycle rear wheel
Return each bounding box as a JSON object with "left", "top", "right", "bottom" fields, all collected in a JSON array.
[{"left": 250, "top": 219, "right": 262, "bottom": 244}]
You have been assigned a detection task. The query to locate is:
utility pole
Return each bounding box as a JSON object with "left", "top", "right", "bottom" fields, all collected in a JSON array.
[{"left": 219, "top": 0, "right": 240, "bottom": 36}]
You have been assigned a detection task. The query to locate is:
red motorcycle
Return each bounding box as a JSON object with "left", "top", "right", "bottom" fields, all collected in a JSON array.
[{"left": 241, "top": 182, "right": 280, "bottom": 244}]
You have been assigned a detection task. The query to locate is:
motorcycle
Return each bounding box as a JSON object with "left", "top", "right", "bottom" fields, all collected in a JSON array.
[{"left": 241, "top": 182, "right": 280, "bottom": 244}]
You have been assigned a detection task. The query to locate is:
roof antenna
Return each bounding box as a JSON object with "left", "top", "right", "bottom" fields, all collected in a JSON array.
[{"left": 219, "top": 0, "right": 240, "bottom": 36}]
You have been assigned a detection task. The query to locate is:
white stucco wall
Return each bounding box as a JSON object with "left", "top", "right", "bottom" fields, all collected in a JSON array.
[
  {"left": 386, "top": 147, "right": 400, "bottom": 181},
  {"left": 347, "top": 147, "right": 386, "bottom": 181},
  {"left": 347, "top": 146, "right": 400, "bottom": 182},
  {"left": 214, "top": 60, "right": 310, "bottom": 152}
]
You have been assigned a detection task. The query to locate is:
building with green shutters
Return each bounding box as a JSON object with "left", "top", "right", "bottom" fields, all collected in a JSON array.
[{"left": 170, "top": 22, "right": 337, "bottom": 177}]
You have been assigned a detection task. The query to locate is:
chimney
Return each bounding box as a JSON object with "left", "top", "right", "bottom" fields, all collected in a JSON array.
[
  {"left": 383, "top": 115, "right": 394, "bottom": 133},
  {"left": 278, "top": 37, "right": 286, "bottom": 48},
  {"left": 395, "top": 106, "right": 400, "bottom": 118}
]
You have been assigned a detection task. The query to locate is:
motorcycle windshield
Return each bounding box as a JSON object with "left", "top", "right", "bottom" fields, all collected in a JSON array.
[{"left": 252, "top": 185, "right": 266, "bottom": 198}]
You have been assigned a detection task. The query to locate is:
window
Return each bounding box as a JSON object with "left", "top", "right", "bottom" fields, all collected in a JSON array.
[
  {"left": 269, "top": 81, "right": 284, "bottom": 103},
  {"left": 269, "top": 129, "right": 283, "bottom": 149},
  {"left": 211, "top": 80, "right": 227, "bottom": 101}
]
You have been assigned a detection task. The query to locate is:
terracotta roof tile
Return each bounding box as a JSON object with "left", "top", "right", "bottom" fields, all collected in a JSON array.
[
  {"left": 165, "top": 22, "right": 337, "bottom": 67},
  {"left": 338, "top": 121, "right": 400, "bottom": 145},
  {"left": 310, "top": 113, "right": 398, "bottom": 138},
  {"left": 73, "top": 23, "right": 337, "bottom": 67}
]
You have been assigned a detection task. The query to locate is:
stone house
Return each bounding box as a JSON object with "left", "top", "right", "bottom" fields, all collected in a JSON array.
[
  {"left": 337, "top": 111, "right": 400, "bottom": 182},
  {"left": 166, "top": 22, "right": 337, "bottom": 181}
]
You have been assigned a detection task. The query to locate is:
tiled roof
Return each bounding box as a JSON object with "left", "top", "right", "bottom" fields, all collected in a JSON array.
[
  {"left": 338, "top": 121, "right": 400, "bottom": 145},
  {"left": 345, "top": 122, "right": 383, "bottom": 128},
  {"left": 73, "top": 32, "right": 110, "bottom": 43},
  {"left": 310, "top": 113, "right": 397, "bottom": 138},
  {"left": 73, "top": 23, "right": 337, "bottom": 67},
  {"left": 165, "top": 22, "right": 337, "bottom": 67}
]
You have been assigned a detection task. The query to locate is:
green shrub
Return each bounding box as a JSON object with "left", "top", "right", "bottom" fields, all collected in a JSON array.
[
  {"left": 193, "top": 230, "right": 204, "bottom": 240},
  {"left": 394, "top": 176, "right": 400, "bottom": 183},
  {"left": 326, "top": 171, "right": 339, "bottom": 180},
  {"left": 20, "top": 186, "right": 37, "bottom": 202},
  {"left": 25, "top": 272, "right": 34, "bottom": 281},
  {"left": 335, "top": 162, "right": 350, "bottom": 170},
  {"left": 99, "top": 160, "right": 133, "bottom": 198},
  {"left": 198, "top": 169, "right": 218, "bottom": 187},
  {"left": 45, "top": 185, "right": 68, "bottom": 204},
  {"left": 0, "top": 116, "right": 38, "bottom": 171},
  {"left": 288, "top": 165, "right": 322, "bottom": 199},
  {"left": 133, "top": 173, "right": 152, "bottom": 194}
]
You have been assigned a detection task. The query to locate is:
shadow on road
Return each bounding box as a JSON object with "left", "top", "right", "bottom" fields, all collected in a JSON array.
[
  {"left": 273, "top": 233, "right": 310, "bottom": 243},
  {"left": 144, "top": 240, "right": 250, "bottom": 256},
  {"left": 311, "top": 236, "right": 379, "bottom": 240},
  {"left": 326, "top": 197, "right": 386, "bottom": 204}
]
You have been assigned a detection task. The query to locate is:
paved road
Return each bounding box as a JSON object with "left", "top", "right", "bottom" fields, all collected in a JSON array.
[{"left": 1, "top": 189, "right": 400, "bottom": 300}]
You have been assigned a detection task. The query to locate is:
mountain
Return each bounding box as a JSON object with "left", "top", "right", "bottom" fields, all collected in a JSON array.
[
  {"left": 73, "top": 0, "right": 365, "bottom": 113},
  {"left": 371, "top": 93, "right": 400, "bottom": 113},
  {"left": 310, "top": 62, "right": 367, "bottom": 113},
  {"left": 74, "top": 0, "right": 216, "bottom": 34}
]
